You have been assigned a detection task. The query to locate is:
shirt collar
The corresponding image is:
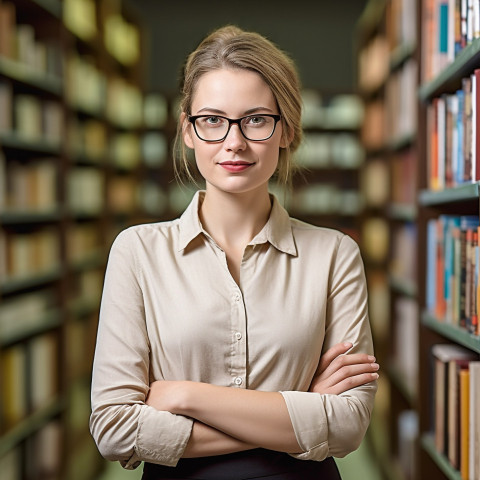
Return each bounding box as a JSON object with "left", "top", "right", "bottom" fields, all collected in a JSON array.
[{"left": 177, "top": 190, "right": 297, "bottom": 256}]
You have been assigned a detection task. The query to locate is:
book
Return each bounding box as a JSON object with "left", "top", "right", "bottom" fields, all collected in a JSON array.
[
  {"left": 0, "top": 1, "right": 15, "bottom": 59},
  {"left": 459, "top": 368, "right": 470, "bottom": 479},
  {"left": 432, "top": 344, "right": 477, "bottom": 456},
  {"left": 1, "top": 344, "right": 28, "bottom": 431},
  {"left": 469, "top": 362, "right": 480, "bottom": 480},
  {"left": 447, "top": 357, "right": 472, "bottom": 468},
  {"left": 29, "top": 332, "right": 58, "bottom": 412},
  {"left": 0, "top": 79, "right": 12, "bottom": 132}
]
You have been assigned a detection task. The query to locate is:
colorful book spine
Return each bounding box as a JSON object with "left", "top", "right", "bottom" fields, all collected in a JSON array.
[
  {"left": 426, "top": 69, "right": 480, "bottom": 189},
  {"left": 422, "top": 0, "right": 480, "bottom": 82},
  {"left": 426, "top": 215, "right": 480, "bottom": 333}
]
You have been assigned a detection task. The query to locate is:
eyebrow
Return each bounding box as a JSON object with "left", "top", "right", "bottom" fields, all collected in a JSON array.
[{"left": 195, "top": 106, "right": 275, "bottom": 115}]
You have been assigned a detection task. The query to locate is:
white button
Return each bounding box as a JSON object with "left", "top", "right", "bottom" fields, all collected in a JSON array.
[
  {"left": 234, "top": 376, "right": 243, "bottom": 385},
  {"left": 234, "top": 294, "right": 241, "bottom": 302},
  {"left": 235, "top": 332, "right": 242, "bottom": 340}
]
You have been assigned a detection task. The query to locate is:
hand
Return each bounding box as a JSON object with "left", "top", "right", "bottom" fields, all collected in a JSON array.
[{"left": 309, "top": 342, "right": 379, "bottom": 395}]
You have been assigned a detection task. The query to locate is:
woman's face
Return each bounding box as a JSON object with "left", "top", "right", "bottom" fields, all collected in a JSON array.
[{"left": 183, "top": 68, "right": 287, "bottom": 196}]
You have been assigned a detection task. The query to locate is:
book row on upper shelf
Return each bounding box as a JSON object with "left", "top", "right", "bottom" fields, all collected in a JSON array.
[
  {"left": 0, "top": 0, "right": 140, "bottom": 71},
  {"left": 1, "top": 331, "right": 58, "bottom": 430},
  {"left": 357, "top": 0, "right": 417, "bottom": 93},
  {"left": 426, "top": 68, "right": 479, "bottom": 190},
  {"left": 0, "top": 68, "right": 168, "bottom": 136},
  {"left": 431, "top": 344, "right": 480, "bottom": 480},
  {"left": 361, "top": 57, "right": 417, "bottom": 149},
  {"left": 422, "top": 0, "right": 480, "bottom": 84},
  {"left": 427, "top": 214, "right": 480, "bottom": 337}
]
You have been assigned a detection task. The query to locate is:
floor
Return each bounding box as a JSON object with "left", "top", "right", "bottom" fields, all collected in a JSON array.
[{"left": 97, "top": 436, "right": 384, "bottom": 480}]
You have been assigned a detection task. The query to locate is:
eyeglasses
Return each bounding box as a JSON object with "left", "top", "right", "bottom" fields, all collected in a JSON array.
[{"left": 188, "top": 114, "right": 281, "bottom": 142}]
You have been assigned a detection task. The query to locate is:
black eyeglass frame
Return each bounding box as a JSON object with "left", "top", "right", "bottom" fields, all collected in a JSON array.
[{"left": 187, "top": 114, "right": 282, "bottom": 142}]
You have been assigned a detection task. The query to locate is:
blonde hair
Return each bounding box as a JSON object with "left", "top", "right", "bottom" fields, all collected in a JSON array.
[{"left": 173, "top": 25, "right": 303, "bottom": 187}]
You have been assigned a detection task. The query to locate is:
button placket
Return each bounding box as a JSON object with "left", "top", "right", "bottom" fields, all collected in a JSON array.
[{"left": 230, "top": 288, "right": 246, "bottom": 388}]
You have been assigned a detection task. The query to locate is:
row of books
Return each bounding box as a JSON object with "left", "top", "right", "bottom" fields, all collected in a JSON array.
[
  {"left": 0, "top": 81, "right": 63, "bottom": 143},
  {"left": 422, "top": 0, "right": 480, "bottom": 83},
  {"left": 1, "top": 332, "right": 59, "bottom": 431},
  {"left": 391, "top": 148, "right": 417, "bottom": 205},
  {"left": 426, "top": 215, "right": 480, "bottom": 335},
  {"left": 362, "top": 216, "right": 390, "bottom": 264},
  {"left": 0, "top": 419, "right": 62, "bottom": 480},
  {"left": 296, "top": 133, "right": 364, "bottom": 169},
  {"left": 361, "top": 100, "right": 386, "bottom": 151},
  {"left": 358, "top": 35, "right": 390, "bottom": 94},
  {"left": 301, "top": 90, "right": 364, "bottom": 129},
  {"left": 393, "top": 297, "right": 419, "bottom": 395},
  {"left": 289, "top": 184, "right": 363, "bottom": 216},
  {"left": 0, "top": 228, "right": 60, "bottom": 282},
  {"left": 361, "top": 158, "right": 390, "bottom": 208},
  {"left": 427, "top": 70, "right": 480, "bottom": 189},
  {"left": 391, "top": 222, "right": 417, "bottom": 285},
  {"left": 71, "top": 268, "right": 104, "bottom": 309},
  {"left": 0, "top": 288, "right": 56, "bottom": 341},
  {"left": 361, "top": 61, "right": 417, "bottom": 150},
  {"left": 64, "top": 0, "right": 140, "bottom": 68},
  {"left": 386, "top": 0, "right": 417, "bottom": 49},
  {"left": 432, "top": 344, "right": 480, "bottom": 479},
  {"left": 68, "top": 118, "right": 108, "bottom": 162},
  {"left": 0, "top": 155, "right": 58, "bottom": 212},
  {"left": 384, "top": 58, "right": 418, "bottom": 143},
  {"left": 67, "top": 223, "right": 102, "bottom": 265},
  {"left": 65, "top": 313, "right": 97, "bottom": 382},
  {"left": 0, "top": 1, "right": 63, "bottom": 77}
]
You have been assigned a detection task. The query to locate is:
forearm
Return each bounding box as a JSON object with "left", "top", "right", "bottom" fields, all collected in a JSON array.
[
  {"left": 175, "top": 383, "right": 301, "bottom": 453},
  {"left": 183, "top": 421, "right": 256, "bottom": 458}
]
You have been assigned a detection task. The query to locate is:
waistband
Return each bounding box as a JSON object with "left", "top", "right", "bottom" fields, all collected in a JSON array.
[{"left": 141, "top": 449, "right": 340, "bottom": 480}]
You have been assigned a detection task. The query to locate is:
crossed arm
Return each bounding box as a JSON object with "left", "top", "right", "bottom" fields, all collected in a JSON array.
[{"left": 146, "top": 341, "right": 379, "bottom": 458}]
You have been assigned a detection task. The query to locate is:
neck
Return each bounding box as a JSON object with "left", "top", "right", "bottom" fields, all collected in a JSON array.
[{"left": 199, "top": 187, "right": 272, "bottom": 250}]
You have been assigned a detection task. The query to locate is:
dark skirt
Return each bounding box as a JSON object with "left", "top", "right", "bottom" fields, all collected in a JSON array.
[{"left": 141, "top": 448, "right": 342, "bottom": 480}]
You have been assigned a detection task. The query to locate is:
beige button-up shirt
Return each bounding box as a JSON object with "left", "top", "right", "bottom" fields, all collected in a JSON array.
[{"left": 90, "top": 191, "right": 376, "bottom": 469}]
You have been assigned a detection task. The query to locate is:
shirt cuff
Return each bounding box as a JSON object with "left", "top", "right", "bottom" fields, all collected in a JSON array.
[
  {"left": 280, "top": 391, "right": 329, "bottom": 461},
  {"left": 126, "top": 408, "right": 194, "bottom": 468}
]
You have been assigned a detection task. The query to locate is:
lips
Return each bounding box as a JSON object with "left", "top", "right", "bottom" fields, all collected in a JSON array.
[{"left": 218, "top": 161, "right": 254, "bottom": 172}]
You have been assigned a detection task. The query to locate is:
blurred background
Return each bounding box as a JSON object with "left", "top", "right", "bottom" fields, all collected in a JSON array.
[{"left": 1, "top": 1, "right": 480, "bottom": 479}]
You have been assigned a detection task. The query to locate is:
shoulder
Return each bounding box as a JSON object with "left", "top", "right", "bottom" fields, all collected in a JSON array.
[
  {"left": 288, "top": 217, "right": 362, "bottom": 262},
  {"left": 111, "top": 218, "right": 181, "bottom": 250}
]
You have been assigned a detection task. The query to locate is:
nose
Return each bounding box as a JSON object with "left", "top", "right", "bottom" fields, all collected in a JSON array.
[{"left": 223, "top": 124, "right": 247, "bottom": 151}]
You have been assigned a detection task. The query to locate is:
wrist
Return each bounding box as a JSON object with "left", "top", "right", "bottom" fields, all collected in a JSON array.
[{"left": 173, "top": 380, "right": 195, "bottom": 416}]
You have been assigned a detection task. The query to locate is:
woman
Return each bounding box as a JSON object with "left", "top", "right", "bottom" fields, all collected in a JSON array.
[{"left": 90, "top": 25, "right": 378, "bottom": 480}]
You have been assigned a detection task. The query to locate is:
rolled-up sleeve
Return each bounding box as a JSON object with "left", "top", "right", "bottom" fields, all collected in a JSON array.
[
  {"left": 281, "top": 235, "right": 377, "bottom": 461},
  {"left": 89, "top": 229, "right": 193, "bottom": 468}
]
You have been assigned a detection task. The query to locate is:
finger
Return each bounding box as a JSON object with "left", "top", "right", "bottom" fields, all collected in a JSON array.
[
  {"left": 323, "top": 363, "right": 380, "bottom": 388},
  {"left": 320, "top": 353, "right": 376, "bottom": 381},
  {"left": 317, "top": 342, "right": 353, "bottom": 373},
  {"left": 327, "top": 372, "right": 379, "bottom": 395}
]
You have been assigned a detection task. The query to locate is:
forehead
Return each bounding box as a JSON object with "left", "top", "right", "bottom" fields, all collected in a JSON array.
[{"left": 191, "top": 68, "right": 277, "bottom": 114}]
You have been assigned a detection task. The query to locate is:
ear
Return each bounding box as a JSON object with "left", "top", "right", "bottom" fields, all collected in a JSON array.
[
  {"left": 279, "top": 124, "right": 294, "bottom": 149},
  {"left": 181, "top": 112, "right": 195, "bottom": 149}
]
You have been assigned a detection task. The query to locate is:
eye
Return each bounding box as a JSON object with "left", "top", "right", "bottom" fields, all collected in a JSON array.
[
  {"left": 201, "top": 116, "right": 224, "bottom": 127},
  {"left": 246, "top": 116, "right": 267, "bottom": 126}
]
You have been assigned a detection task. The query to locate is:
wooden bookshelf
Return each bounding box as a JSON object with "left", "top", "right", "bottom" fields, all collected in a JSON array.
[
  {"left": 356, "top": 1, "right": 420, "bottom": 479},
  {"left": 357, "top": 1, "right": 480, "bottom": 479},
  {"left": 0, "top": 1, "right": 151, "bottom": 478}
]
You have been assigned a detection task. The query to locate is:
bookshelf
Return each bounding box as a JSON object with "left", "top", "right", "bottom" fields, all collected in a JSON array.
[
  {"left": 285, "top": 89, "right": 365, "bottom": 241},
  {"left": 356, "top": 0, "right": 420, "bottom": 479},
  {"left": 0, "top": 1, "right": 151, "bottom": 478},
  {"left": 417, "top": 1, "right": 480, "bottom": 478},
  {"left": 357, "top": 0, "right": 480, "bottom": 479}
]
